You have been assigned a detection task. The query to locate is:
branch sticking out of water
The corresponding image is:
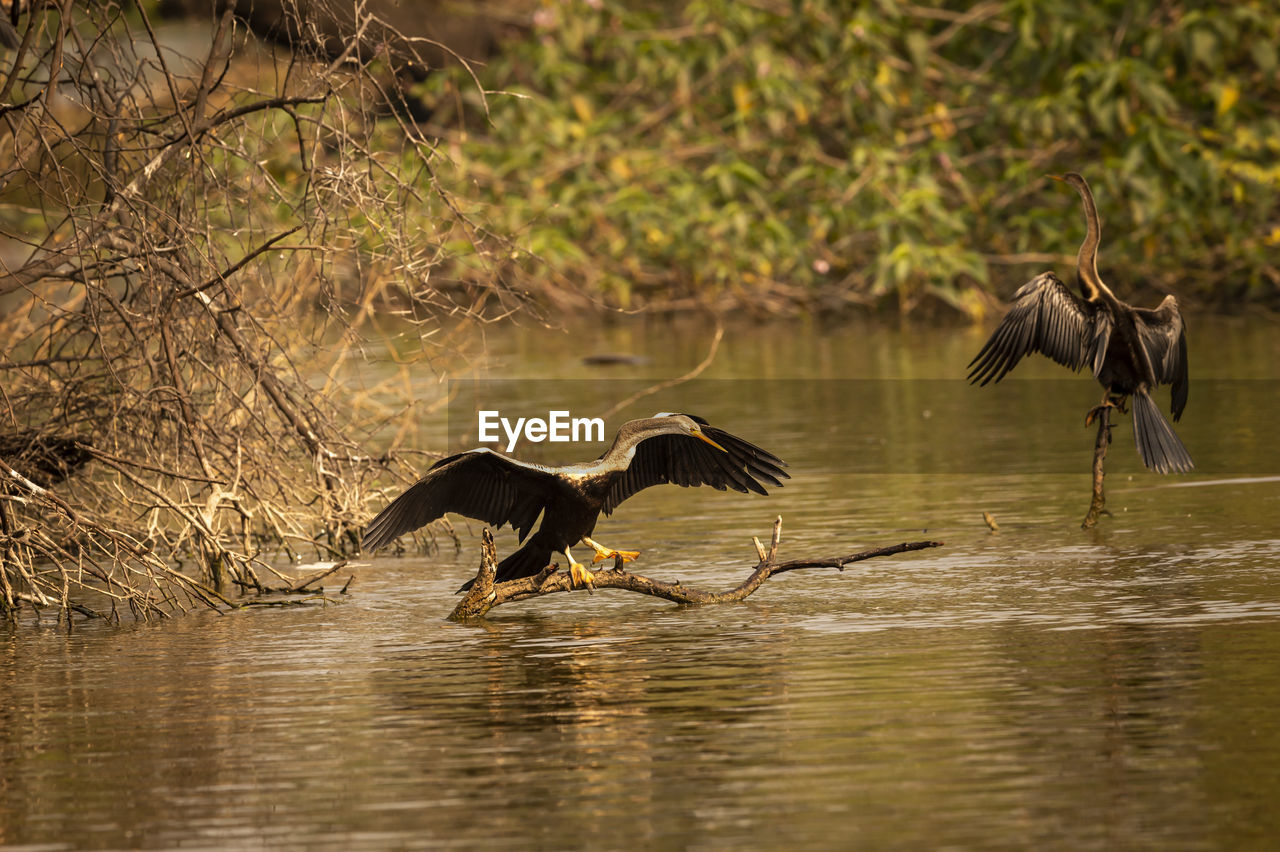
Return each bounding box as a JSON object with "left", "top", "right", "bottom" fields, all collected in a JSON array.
[
  {"left": 1082, "top": 403, "right": 1113, "bottom": 529},
  {"left": 448, "top": 517, "right": 944, "bottom": 621}
]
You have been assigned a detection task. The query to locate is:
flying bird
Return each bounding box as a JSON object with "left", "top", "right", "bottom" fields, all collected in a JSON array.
[
  {"left": 968, "top": 172, "right": 1191, "bottom": 474},
  {"left": 362, "top": 413, "right": 788, "bottom": 589}
]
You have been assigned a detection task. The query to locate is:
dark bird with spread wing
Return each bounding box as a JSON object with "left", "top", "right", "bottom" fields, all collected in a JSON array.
[
  {"left": 968, "top": 172, "right": 1191, "bottom": 474},
  {"left": 362, "top": 413, "right": 788, "bottom": 590}
]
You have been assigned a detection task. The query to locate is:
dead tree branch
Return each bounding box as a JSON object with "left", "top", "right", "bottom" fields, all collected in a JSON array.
[
  {"left": 1081, "top": 405, "right": 1112, "bottom": 529},
  {"left": 449, "top": 518, "right": 944, "bottom": 621},
  {"left": 0, "top": 1, "right": 534, "bottom": 623}
]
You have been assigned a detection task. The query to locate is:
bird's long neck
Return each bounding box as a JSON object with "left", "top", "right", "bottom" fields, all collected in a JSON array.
[
  {"left": 1072, "top": 180, "right": 1113, "bottom": 303},
  {"left": 598, "top": 424, "right": 642, "bottom": 469}
]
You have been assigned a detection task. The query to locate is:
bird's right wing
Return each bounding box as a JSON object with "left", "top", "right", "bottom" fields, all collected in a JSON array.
[
  {"left": 967, "top": 271, "right": 1100, "bottom": 385},
  {"left": 601, "top": 417, "right": 788, "bottom": 515},
  {"left": 362, "top": 449, "right": 555, "bottom": 552}
]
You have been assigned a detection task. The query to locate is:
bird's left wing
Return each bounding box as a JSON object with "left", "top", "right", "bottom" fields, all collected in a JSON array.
[
  {"left": 362, "top": 449, "right": 555, "bottom": 552},
  {"left": 601, "top": 416, "right": 788, "bottom": 515},
  {"left": 1133, "top": 295, "right": 1189, "bottom": 421},
  {"left": 967, "top": 271, "right": 1099, "bottom": 385}
]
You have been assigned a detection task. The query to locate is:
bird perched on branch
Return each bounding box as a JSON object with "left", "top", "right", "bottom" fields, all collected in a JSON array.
[
  {"left": 968, "top": 172, "right": 1191, "bottom": 474},
  {"left": 362, "top": 413, "right": 788, "bottom": 590}
]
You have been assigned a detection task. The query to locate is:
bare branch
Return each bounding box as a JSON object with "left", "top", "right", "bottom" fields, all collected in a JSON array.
[
  {"left": 598, "top": 321, "right": 724, "bottom": 421},
  {"left": 449, "top": 519, "right": 944, "bottom": 621},
  {"left": 0, "top": 2, "right": 528, "bottom": 621}
]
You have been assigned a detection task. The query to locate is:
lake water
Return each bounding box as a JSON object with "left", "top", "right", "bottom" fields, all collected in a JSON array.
[{"left": 3, "top": 315, "right": 1279, "bottom": 848}]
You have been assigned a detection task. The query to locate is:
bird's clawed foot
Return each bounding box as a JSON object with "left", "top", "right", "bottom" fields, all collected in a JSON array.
[
  {"left": 1085, "top": 396, "right": 1126, "bottom": 427},
  {"left": 568, "top": 560, "right": 596, "bottom": 592},
  {"left": 582, "top": 536, "right": 641, "bottom": 566}
]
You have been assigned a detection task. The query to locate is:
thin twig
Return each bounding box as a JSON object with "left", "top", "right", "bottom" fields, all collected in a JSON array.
[{"left": 598, "top": 321, "right": 724, "bottom": 421}]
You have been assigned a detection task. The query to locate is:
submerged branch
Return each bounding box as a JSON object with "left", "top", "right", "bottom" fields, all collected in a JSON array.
[{"left": 449, "top": 517, "right": 943, "bottom": 621}]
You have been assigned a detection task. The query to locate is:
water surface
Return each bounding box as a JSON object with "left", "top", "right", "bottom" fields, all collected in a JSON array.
[{"left": 3, "top": 316, "right": 1279, "bottom": 849}]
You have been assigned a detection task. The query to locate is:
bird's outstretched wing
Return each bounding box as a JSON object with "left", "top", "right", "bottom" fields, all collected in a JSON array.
[
  {"left": 1133, "top": 294, "right": 1189, "bottom": 421},
  {"left": 362, "top": 449, "right": 555, "bottom": 552},
  {"left": 967, "top": 271, "right": 1101, "bottom": 385},
  {"left": 601, "top": 415, "right": 788, "bottom": 515}
]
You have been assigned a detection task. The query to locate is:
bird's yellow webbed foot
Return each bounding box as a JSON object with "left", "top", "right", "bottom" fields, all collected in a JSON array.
[
  {"left": 564, "top": 547, "right": 595, "bottom": 591},
  {"left": 595, "top": 548, "right": 641, "bottom": 565},
  {"left": 582, "top": 536, "right": 641, "bottom": 565},
  {"left": 568, "top": 560, "right": 595, "bottom": 590}
]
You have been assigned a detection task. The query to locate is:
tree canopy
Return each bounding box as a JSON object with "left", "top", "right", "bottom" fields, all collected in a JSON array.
[{"left": 419, "top": 0, "right": 1280, "bottom": 315}]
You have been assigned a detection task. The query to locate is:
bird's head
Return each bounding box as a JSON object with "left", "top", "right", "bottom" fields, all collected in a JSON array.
[
  {"left": 1048, "top": 172, "right": 1089, "bottom": 194},
  {"left": 651, "top": 413, "right": 728, "bottom": 452}
]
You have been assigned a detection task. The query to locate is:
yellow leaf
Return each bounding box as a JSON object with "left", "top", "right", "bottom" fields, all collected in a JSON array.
[
  {"left": 1217, "top": 81, "right": 1239, "bottom": 117},
  {"left": 609, "top": 156, "right": 632, "bottom": 180},
  {"left": 928, "top": 103, "right": 956, "bottom": 140},
  {"left": 571, "top": 94, "right": 593, "bottom": 123},
  {"left": 732, "top": 82, "right": 752, "bottom": 116}
]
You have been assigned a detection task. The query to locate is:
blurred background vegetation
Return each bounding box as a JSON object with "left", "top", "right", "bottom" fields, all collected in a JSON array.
[{"left": 411, "top": 0, "right": 1280, "bottom": 317}]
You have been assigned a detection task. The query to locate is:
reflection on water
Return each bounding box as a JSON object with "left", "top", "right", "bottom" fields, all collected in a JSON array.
[{"left": 3, "top": 316, "right": 1280, "bottom": 848}]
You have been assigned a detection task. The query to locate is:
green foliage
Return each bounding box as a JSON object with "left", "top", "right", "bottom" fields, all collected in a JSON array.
[{"left": 421, "top": 0, "right": 1280, "bottom": 314}]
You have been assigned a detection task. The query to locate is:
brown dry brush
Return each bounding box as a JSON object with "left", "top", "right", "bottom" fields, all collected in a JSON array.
[{"left": 0, "top": 1, "right": 528, "bottom": 622}]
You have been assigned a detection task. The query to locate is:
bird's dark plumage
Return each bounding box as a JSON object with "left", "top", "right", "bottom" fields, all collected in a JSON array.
[
  {"left": 599, "top": 414, "right": 785, "bottom": 514},
  {"left": 361, "top": 449, "right": 550, "bottom": 554},
  {"left": 967, "top": 271, "right": 1101, "bottom": 385},
  {"left": 362, "top": 413, "right": 788, "bottom": 588},
  {"left": 968, "top": 172, "right": 1191, "bottom": 474}
]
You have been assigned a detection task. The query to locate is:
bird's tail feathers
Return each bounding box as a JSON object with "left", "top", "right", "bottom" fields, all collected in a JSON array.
[{"left": 1131, "top": 390, "right": 1193, "bottom": 474}]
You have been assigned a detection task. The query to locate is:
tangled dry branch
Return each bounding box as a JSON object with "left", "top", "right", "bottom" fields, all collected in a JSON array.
[{"left": 0, "top": 1, "right": 531, "bottom": 622}]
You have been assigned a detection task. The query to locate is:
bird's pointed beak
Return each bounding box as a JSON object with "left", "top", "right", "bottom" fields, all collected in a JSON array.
[
  {"left": 1047, "top": 174, "right": 1066, "bottom": 183},
  {"left": 693, "top": 429, "right": 728, "bottom": 452}
]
